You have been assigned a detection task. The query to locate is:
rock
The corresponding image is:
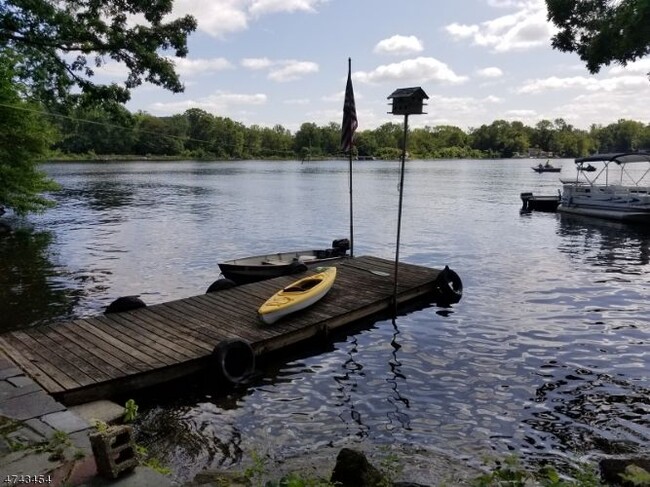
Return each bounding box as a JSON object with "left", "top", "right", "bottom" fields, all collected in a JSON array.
[
  {"left": 0, "top": 221, "right": 11, "bottom": 235},
  {"left": 330, "top": 448, "right": 386, "bottom": 487},
  {"left": 599, "top": 457, "right": 650, "bottom": 486}
]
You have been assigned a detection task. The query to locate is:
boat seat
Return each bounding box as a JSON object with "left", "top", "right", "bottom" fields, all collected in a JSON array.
[{"left": 298, "top": 255, "right": 318, "bottom": 261}]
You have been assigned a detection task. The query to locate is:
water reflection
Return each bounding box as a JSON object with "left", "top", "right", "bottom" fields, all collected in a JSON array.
[
  {"left": 0, "top": 229, "right": 80, "bottom": 331},
  {"left": 386, "top": 319, "right": 411, "bottom": 431},
  {"left": 557, "top": 214, "right": 650, "bottom": 270},
  {"left": 523, "top": 364, "right": 650, "bottom": 457},
  {"left": 62, "top": 181, "right": 135, "bottom": 211},
  {"left": 334, "top": 336, "right": 369, "bottom": 438}
]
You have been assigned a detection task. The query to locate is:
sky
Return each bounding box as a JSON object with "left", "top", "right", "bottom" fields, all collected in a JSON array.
[{"left": 97, "top": 0, "right": 650, "bottom": 133}]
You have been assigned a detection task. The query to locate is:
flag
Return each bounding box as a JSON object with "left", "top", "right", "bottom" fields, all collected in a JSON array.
[{"left": 341, "top": 58, "right": 358, "bottom": 152}]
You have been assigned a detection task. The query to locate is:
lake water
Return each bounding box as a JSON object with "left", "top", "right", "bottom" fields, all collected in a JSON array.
[{"left": 1, "top": 159, "right": 649, "bottom": 482}]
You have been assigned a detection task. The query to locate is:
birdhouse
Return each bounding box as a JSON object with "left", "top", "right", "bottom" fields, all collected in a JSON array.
[{"left": 387, "top": 87, "right": 429, "bottom": 115}]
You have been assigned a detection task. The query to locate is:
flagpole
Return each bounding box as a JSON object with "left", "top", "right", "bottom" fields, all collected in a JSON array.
[
  {"left": 341, "top": 57, "right": 357, "bottom": 258},
  {"left": 348, "top": 58, "right": 354, "bottom": 258}
]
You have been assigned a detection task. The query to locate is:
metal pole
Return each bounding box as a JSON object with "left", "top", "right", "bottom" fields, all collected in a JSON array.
[
  {"left": 349, "top": 144, "right": 354, "bottom": 258},
  {"left": 347, "top": 57, "right": 354, "bottom": 258},
  {"left": 393, "top": 114, "right": 409, "bottom": 318}
]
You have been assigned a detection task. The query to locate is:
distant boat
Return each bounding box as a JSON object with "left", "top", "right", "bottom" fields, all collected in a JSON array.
[
  {"left": 258, "top": 267, "right": 337, "bottom": 324},
  {"left": 578, "top": 163, "right": 596, "bottom": 172},
  {"left": 532, "top": 161, "right": 561, "bottom": 173},
  {"left": 558, "top": 151, "right": 650, "bottom": 222}
]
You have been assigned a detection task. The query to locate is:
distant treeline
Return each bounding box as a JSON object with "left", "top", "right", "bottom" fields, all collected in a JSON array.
[{"left": 49, "top": 105, "right": 650, "bottom": 160}]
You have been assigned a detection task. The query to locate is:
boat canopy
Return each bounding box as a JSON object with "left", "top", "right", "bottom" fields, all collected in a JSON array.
[{"left": 576, "top": 151, "right": 650, "bottom": 165}]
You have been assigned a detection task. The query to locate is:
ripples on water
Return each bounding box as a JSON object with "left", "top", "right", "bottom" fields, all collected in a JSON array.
[{"left": 1, "top": 160, "right": 648, "bottom": 482}]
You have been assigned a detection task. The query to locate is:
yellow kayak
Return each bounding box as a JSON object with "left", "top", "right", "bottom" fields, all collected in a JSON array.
[{"left": 258, "top": 267, "right": 337, "bottom": 324}]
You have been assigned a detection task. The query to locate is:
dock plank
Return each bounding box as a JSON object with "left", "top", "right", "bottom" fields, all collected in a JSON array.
[
  {"left": 142, "top": 304, "right": 224, "bottom": 348},
  {"left": 55, "top": 322, "right": 143, "bottom": 375},
  {"left": 31, "top": 328, "right": 106, "bottom": 385},
  {"left": 0, "top": 335, "right": 64, "bottom": 393},
  {"left": 0, "top": 256, "right": 454, "bottom": 404},
  {"left": 10, "top": 331, "right": 83, "bottom": 390},
  {"left": 43, "top": 327, "right": 121, "bottom": 381}
]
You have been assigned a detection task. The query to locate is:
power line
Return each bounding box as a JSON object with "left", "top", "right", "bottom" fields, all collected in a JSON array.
[{"left": 0, "top": 101, "right": 299, "bottom": 154}]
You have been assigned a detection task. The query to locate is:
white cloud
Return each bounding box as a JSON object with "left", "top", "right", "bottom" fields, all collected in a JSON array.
[
  {"left": 172, "top": 0, "right": 249, "bottom": 38},
  {"left": 445, "top": 0, "right": 555, "bottom": 52},
  {"left": 518, "top": 75, "right": 648, "bottom": 94},
  {"left": 486, "top": 0, "right": 530, "bottom": 7},
  {"left": 544, "top": 89, "right": 650, "bottom": 128},
  {"left": 241, "top": 58, "right": 319, "bottom": 81},
  {"left": 93, "top": 62, "right": 130, "bottom": 79},
  {"left": 170, "top": 0, "right": 326, "bottom": 38},
  {"left": 241, "top": 57, "right": 274, "bottom": 70},
  {"left": 167, "top": 57, "right": 234, "bottom": 76},
  {"left": 268, "top": 61, "right": 319, "bottom": 82},
  {"left": 374, "top": 35, "right": 424, "bottom": 56},
  {"left": 506, "top": 109, "right": 537, "bottom": 117},
  {"left": 445, "top": 23, "right": 479, "bottom": 39},
  {"left": 249, "top": 0, "right": 325, "bottom": 16},
  {"left": 355, "top": 57, "right": 468, "bottom": 85},
  {"left": 477, "top": 67, "right": 503, "bottom": 78},
  {"left": 483, "top": 95, "right": 503, "bottom": 103},
  {"left": 283, "top": 98, "right": 310, "bottom": 105},
  {"left": 608, "top": 58, "right": 650, "bottom": 76},
  {"left": 148, "top": 91, "right": 267, "bottom": 115}
]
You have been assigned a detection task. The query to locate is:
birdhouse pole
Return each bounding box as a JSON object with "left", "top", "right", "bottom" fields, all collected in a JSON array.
[{"left": 387, "top": 87, "right": 429, "bottom": 318}]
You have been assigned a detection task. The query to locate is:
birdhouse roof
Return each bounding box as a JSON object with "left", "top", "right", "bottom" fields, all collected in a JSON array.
[{"left": 387, "top": 87, "right": 429, "bottom": 100}]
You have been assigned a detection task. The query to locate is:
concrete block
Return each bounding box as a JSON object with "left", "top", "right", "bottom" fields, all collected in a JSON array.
[
  {"left": 90, "top": 425, "right": 138, "bottom": 479},
  {"left": 41, "top": 410, "right": 90, "bottom": 434}
]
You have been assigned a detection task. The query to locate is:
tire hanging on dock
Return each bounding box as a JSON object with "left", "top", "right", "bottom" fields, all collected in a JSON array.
[
  {"left": 212, "top": 339, "right": 255, "bottom": 385},
  {"left": 432, "top": 266, "right": 463, "bottom": 306},
  {"left": 105, "top": 296, "right": 147, "bottom": 314},
  {"left": 206, "top": 278, "right": 237, "bottom": 293}
]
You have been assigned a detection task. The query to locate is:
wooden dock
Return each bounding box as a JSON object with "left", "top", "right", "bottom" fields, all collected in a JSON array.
[{"left": 0, "top": 256, "right": 452, "bottom": 405}]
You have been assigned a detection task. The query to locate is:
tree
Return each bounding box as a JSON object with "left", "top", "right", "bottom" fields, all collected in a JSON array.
[
  {"left": 546, "top": 0, "right": 650, "bottom": 75},
  {"left": 294, "top": 123, "right": 322, "bottom": 156},
  {"left": 0, "top": 59, "right": 59, "bottom": 215},
  {"left": 0, "top": 0, "right": 197, "bottom": 107},
  {"left": 53, "top": 104, "right": 136, "bottom": 155}
]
